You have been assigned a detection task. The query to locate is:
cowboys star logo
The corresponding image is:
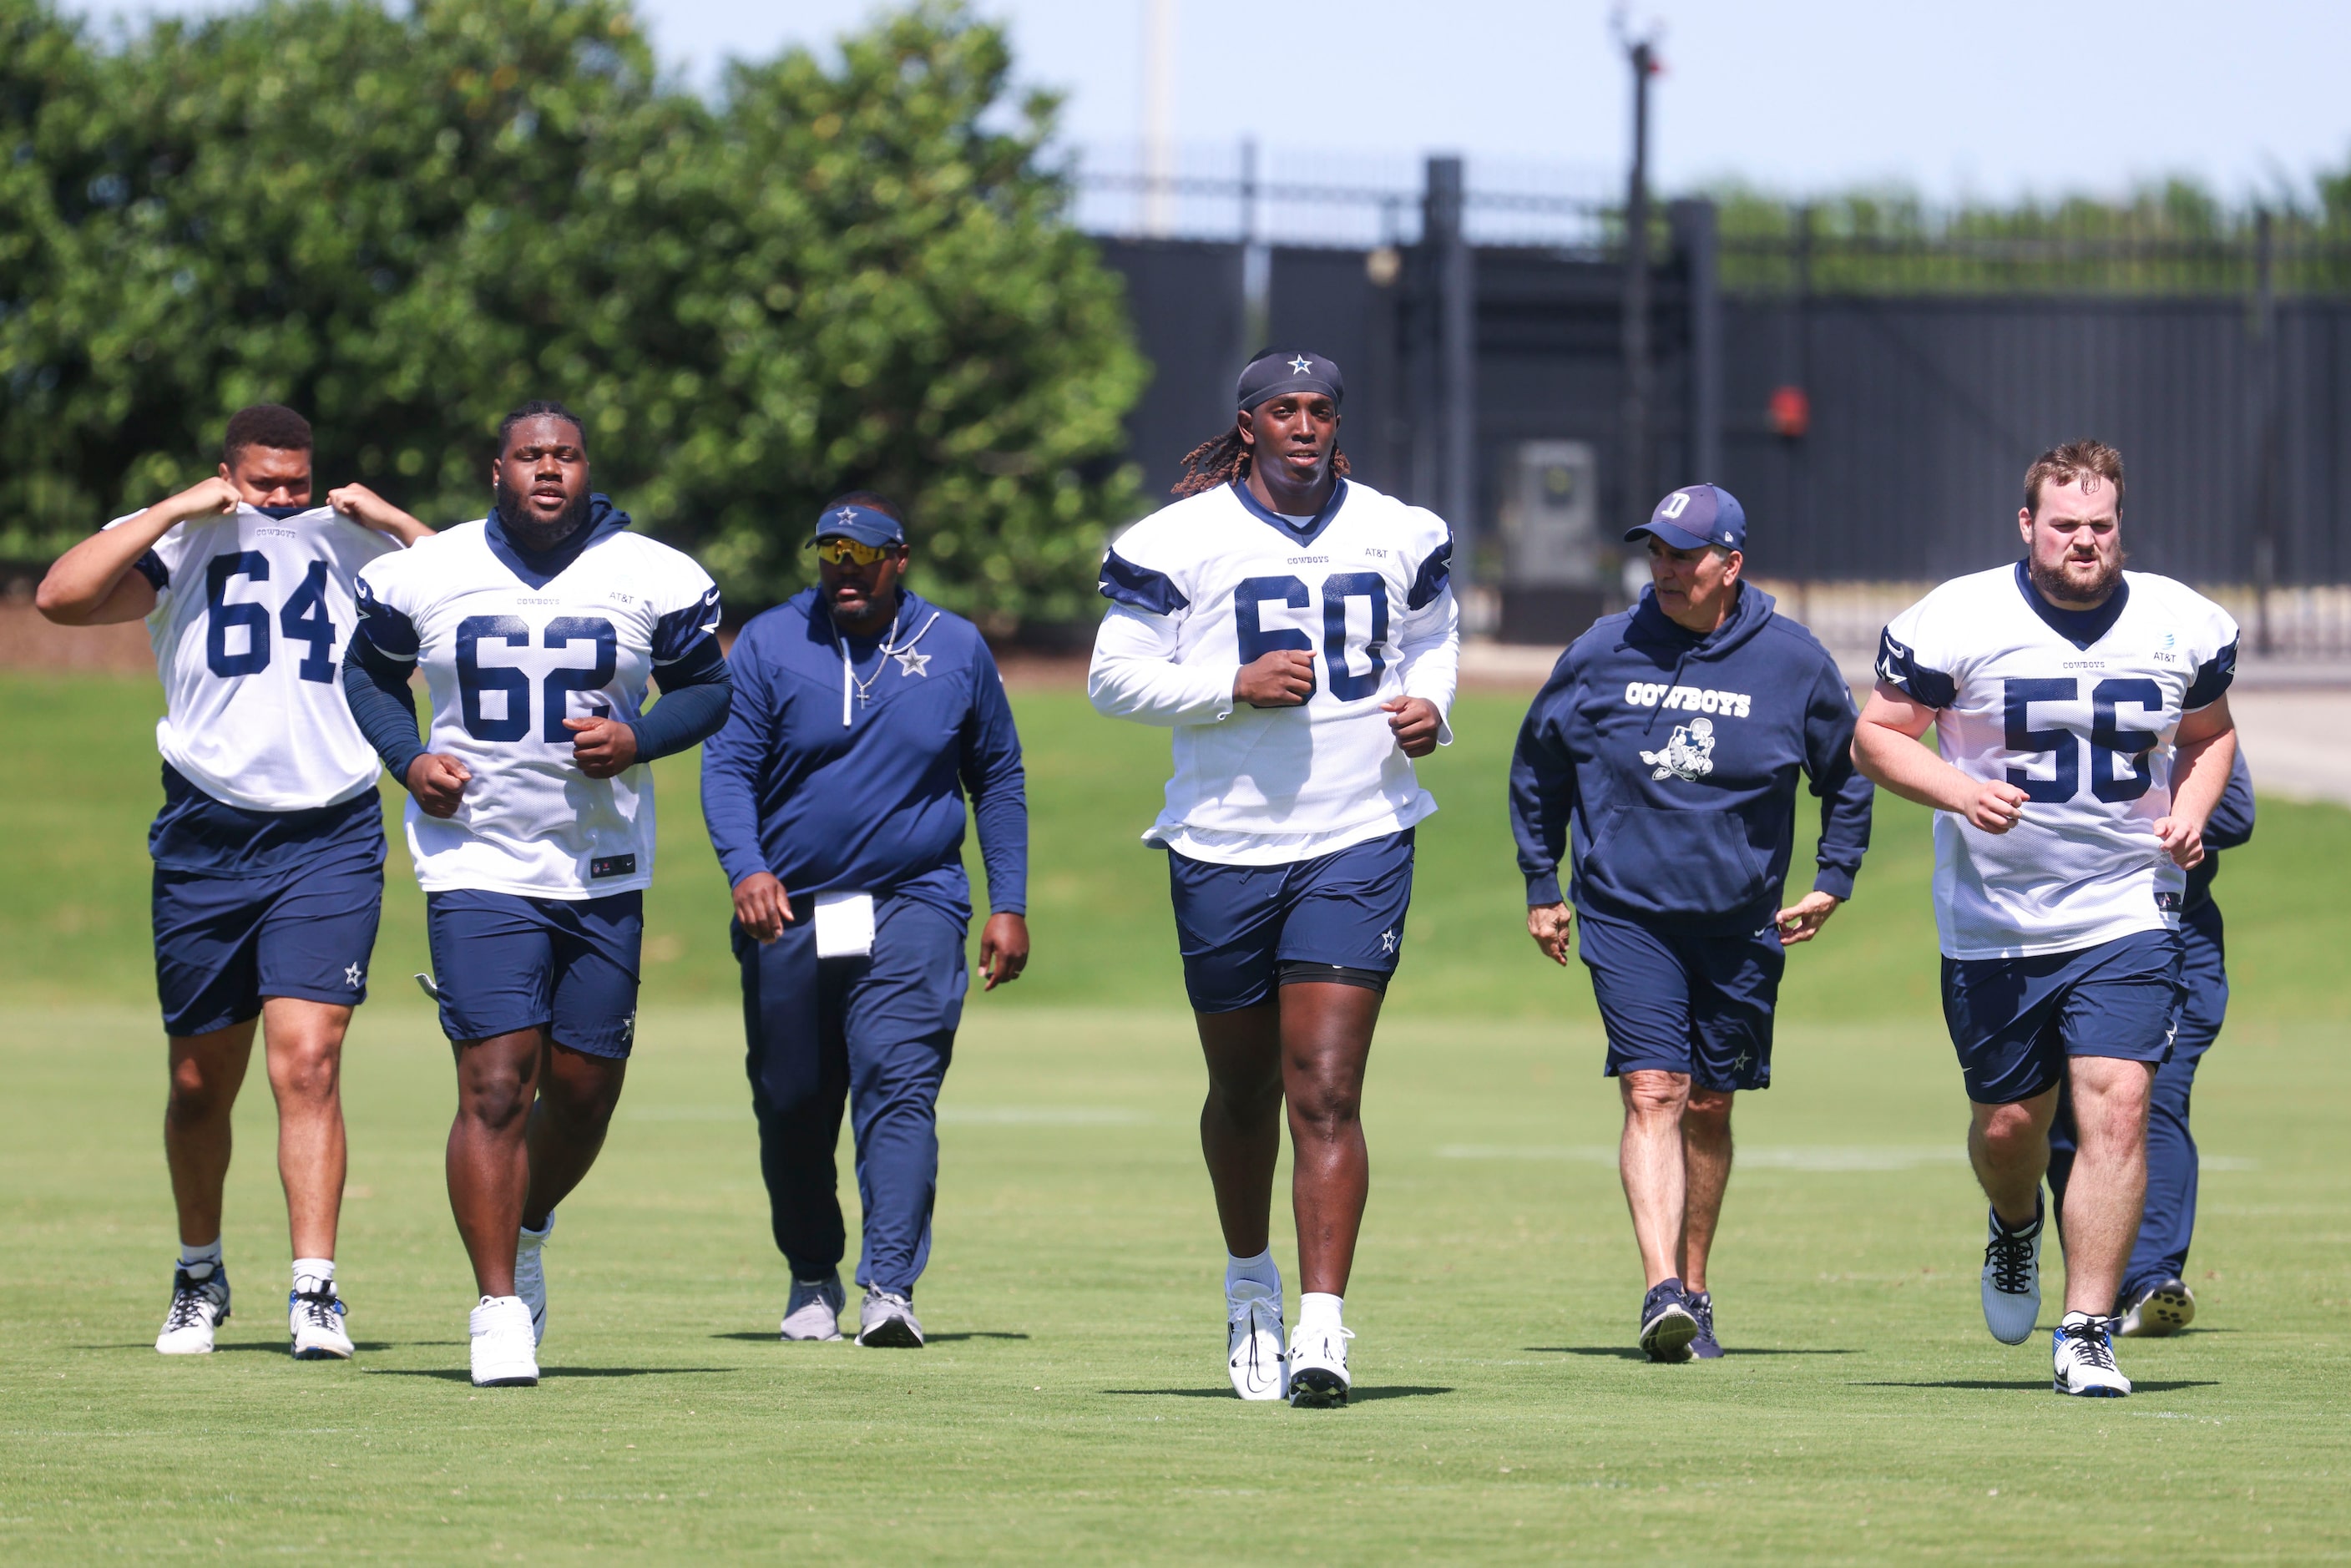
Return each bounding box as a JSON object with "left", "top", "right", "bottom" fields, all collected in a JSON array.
[{"left": 1288, "top": 354, "right": 1313, "bottom": 376}]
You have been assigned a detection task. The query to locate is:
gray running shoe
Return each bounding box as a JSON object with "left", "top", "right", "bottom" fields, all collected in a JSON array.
[
  {"left": 781, "top": 1273, "right": 846, "bottom": 1342},
  {"left": 857, "top": 1287, "right": 924, "bottom": 1348}
]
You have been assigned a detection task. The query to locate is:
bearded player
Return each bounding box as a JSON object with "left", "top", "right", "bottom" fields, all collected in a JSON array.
[
  {"left": 342, "top": 402, "right": 731, "bottom": 1387},
  {"left": 1089, "top": 349, "right": 1458, "bottom": 1407},
  {"left": 36, "top": 404, "right": 431, "bottom": 1360},
  {"left": 1853, "top": 440, "right": 2237, "bottom": 1398}
]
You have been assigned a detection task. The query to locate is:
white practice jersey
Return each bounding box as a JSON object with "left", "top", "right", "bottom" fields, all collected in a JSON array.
[
  {"left": 1877, "top": 563, "right": 2238, "bottom": 959},
  {"left": 111, "top": 503, "right": 401, "bottom": 812},
  {"left": 352, "top": 516, "right": 720, "bottom": 899},
  {"left": 1088, "top": 478, "right": 1459, "bottom": 863}
]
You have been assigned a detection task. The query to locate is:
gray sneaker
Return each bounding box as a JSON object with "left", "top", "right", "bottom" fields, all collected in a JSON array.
[
  {"left": 857, "top": 1287, "right": 924, "bottom": 1348},
  {"left": 780, "top": 1273, "right": 846, "bottom": 1342}
]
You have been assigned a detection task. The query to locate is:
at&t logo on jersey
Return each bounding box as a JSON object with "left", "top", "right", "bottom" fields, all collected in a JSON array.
[{"left": 1642, "top": 716, "right": 1717, "bottom": 781}]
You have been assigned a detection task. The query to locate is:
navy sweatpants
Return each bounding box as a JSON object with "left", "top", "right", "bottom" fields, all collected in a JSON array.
[
  {"left": 735, "top": 892, "right": 969, "bottom": 1297},
  {"left": 2048, "top": 901, "right": 2227, "bottom": 1309}
]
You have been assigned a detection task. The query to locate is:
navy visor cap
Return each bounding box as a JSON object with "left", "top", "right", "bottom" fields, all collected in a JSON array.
[
  {"left": 1626, "top": 483, "right": 1746, "bottom": 553},
  {"left": 809, "top": 503, "right": 904, "bottom": 549}
]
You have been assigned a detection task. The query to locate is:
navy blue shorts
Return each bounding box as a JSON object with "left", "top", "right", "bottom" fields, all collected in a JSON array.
[
  {"left": 1941, "top": 928, "right": 2184, "bottom": 1105},
  {"left": 1578, "top": 908, "right": 1783, "bottom": 1092},
  {"left": 1167, "top": 830, "right": 1415, "bottom": 1014},
  {"left": 153, "top": 840, "right": 385, "bottom": 1038},
  {"left": 426, "top": 889, "right": 644, "bottom": 1058}
]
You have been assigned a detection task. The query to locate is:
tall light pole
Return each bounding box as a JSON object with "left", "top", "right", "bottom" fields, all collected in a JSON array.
[
  {"left": 1141, "top": 0, "right": 1177, "bottom": 236},
  {"left": 1618, "top": 19, "right": 1661, "bottom": 534}
]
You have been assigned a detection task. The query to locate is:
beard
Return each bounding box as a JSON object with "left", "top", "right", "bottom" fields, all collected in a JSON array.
[
  {"left": 2027, "top": 547, "right": 2121, "bottom": 608},
  {"left": 493, "top": 479, "right": 592, "bottom": 552}
]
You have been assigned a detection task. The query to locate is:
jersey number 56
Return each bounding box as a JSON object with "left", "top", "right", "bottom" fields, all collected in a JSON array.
[{"left": 2003, "top": 676, "right": 2162, "bottom": 804}]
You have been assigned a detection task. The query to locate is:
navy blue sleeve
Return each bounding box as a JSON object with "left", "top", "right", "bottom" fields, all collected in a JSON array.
[
  {"left": 1099, "top": 549, "right": 1189, "bottom": 615},
  {"left": 1407, "top": 537, "right": 1453, "bottom": 610},
  {"left": 2184, "top": 638, "right": 2237, "bottom": 711},
  {"left": 2203, "top": 747, "right": 2256, "bottom": 850},
  {"left": 342, "top": 639, "right": 427, "bottom": 781},
  {"left": 1802, "top": 658, "right": 1874, "bottom": 902},
  {"left": 698, "top": 630, "right": 777, "bottom": 889},
  {"left": 1509, "top": 661, "right": 1580, "bottom": 906},
  {"left": 1873, "top": 626, "right": 1955, "bottom": 709},
  {"left": 131, "top": 549, "right": 169, "bottom": 592},
  {"left": 958, "top": 640, "right": 1029, "bottom": 915},
  {"left": 627, "top": 634, "right": 731, "bottom": 762}
]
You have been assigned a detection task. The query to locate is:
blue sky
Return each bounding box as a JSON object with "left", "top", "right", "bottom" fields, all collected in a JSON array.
[{"left": 68, "top": 0, "right": 2351, "bottom": 205}]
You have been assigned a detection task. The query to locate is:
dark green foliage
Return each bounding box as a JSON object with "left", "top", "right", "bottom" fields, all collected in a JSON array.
[{"left": 0, "top": 0, "right": 1145, "bottom": 623}]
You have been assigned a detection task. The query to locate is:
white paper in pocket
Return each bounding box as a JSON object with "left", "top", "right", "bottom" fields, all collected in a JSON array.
[{"left": 812, "top": 891, "right": 876, "bottom": 959}]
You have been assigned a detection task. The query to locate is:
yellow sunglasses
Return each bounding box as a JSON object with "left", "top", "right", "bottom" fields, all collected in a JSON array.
[{"left": 812, "top": 537, "right": 897, "bottom": 565}]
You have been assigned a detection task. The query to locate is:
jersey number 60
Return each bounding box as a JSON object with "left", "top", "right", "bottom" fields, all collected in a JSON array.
[
  {"left": 1234, "top": 573, "right": 1389, "bottom": 702},
  {"left": 456, "top": 615, "right": 618, "bottom": 742}
]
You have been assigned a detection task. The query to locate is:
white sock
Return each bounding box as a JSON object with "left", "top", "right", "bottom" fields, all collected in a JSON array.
[
  {"left": 179, "top": 1239, "right": 223, "bottom": 1280},
  {"left": 1226, "top": 1249, "right": 1280, "bottom": 1296},
  {"left": 292, "top": 1257, "right": 335, "bottom": 1294},
  {"left": 1300, "top": 1292, "right": 1344, "bottom": 1334}
]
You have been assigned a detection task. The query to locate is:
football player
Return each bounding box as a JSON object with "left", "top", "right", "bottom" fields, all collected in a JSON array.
[
  {"left": 1853, "top": 439, "right": 2237, "bottom": 1398},
  {"left": 341, "top": 402, "right": 731, "bottom": 1387},
  {"left": 1088, "top": 349, "right": 1458, "bottom": 1407},
  {"left": 35, "top": 403, "right": 431, "bottom": 1359}
]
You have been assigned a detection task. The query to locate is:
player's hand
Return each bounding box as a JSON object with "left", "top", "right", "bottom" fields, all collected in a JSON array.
[
  {"left": 2153, "top": 814, "right": 2206, "bottom": 869},
  {"left": 164, "top": 475, "right": 241, "bottom": 525},
  {"left": 327, "top": 483, "right": 427, "bottom": 541},
  {"left": 1775, "top": 891, "right": 1842, "bottom": 944},
  {"left": 405, "top": 752, "right": 472, "bottom": 817},
  {"left": 1962, "top": 779, "right": 2030, "bottom": 833},
  {"left": 732, "top": 872, "right": 793, "bottom": 943},
  {"left": 564, "top": 716, "right": 640, "bottom": 779},
  {"left": 1235, "top": 650, "right": 1315, "bottom": 707},
  {"left": 978, "top": 912, "right": 1029, "bottom": 991},
  {"left": 1527, "top": 902, "right": 1575, "bottom": 966},
  {"left": 1383, "top": 695, "right": 1443, "bottom": 757}
]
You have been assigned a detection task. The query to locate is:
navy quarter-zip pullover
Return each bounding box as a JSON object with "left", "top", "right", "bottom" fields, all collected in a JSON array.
[
  {"left": 1510, "top": 584, "right": 1873, "bottom": 933},
  {"left": 700, "top": 588, "right": 1026, "bottom": 918}
]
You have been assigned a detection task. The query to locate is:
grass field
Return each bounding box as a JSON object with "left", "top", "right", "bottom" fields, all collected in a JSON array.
[{"left": 3, "top": 672, "right": 2349, "bottom": 1561}]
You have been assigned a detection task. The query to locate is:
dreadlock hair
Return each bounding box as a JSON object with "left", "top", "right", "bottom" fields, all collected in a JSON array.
[
  {"left": 497, "top": 399, "right": 588, "bottom": 458},
  {"left": 1171, "top": 426, "right": 1350, "bottom": 498}
]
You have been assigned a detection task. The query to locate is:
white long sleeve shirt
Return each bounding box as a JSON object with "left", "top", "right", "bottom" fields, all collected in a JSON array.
[{"left": 1089, "top": 478, "right": 1459, "bottom": 864}]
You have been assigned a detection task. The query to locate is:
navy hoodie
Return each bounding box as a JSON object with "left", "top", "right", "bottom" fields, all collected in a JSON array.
[{"left": 1510, "top": 584, "right": 1873, "bottom": 933}]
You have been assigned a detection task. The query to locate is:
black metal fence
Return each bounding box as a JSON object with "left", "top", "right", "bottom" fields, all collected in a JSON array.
[{"left": 1076, "top": 152, "right": 2351, "bottom": 652}]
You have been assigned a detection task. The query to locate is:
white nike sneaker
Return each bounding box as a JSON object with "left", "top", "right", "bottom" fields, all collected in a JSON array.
[
  {"left": 2053, "top": 1313, "right": 2131, "bottom": 1397},
  {"left": 1287, "top": 1322, "right": 1353, "bottom": 1409},
  {"left": 857, "top": 1287, "right": 924, "bottom": 1348},
  {"left": 156, "top": 1264, "right": 231, "bottom": 1354},
  {"left": 468, "top": 1295, "right": 540, "bottom": 1387},
  {"left": 1226, "top": 1279, "right": 1287, "bottom": 1401},
  {"left": 288, "top": 1280, "right": 354, "bottom": 1360},
  {"left": 516, "top": 1214, "right": 553, "bottom": 1347},
  {"left": 781, "top": 1274, "right": 846, "bottom": 1342},
  {"left": 2117, "top": 1278, "right": 2196, "bottom": 1338},
  {"left": 1979, "top": 1204, "right": 2043, "bottom": 1345}
]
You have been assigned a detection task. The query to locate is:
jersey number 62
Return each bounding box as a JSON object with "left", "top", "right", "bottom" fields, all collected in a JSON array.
[{"left": 455, "top": 615, "right": 618, "bottom": 743}]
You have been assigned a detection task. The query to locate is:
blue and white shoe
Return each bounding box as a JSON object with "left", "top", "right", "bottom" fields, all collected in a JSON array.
[
  {"left": 781, "top": 1273, "right": 846, "bottom": 1342},
  {"left": 1640, "top": 1278, "right": 1698, "bottom": 1363},
  {"left": 156, "top": 1264, "right": 231, "bottom": 1355},
  {"left": 288, "top": 1278, "right": 353, "bottom": 1360},
  {"left": 516, "top": 1213, "right": 553, "bottom": 1348},
  {"left": 1685, "top": 1288, "right": 1723, "bottom": 1360},
  {"left": 2053, "top": 1312, "right": 2131, "bottom": 1397},
  {"left": 1980, "top": 1202, "right": 2043, "bottom": 1346}
]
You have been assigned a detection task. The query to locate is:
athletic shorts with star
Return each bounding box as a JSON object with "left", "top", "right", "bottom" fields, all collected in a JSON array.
[
  {"left": 1876, "top": 563, "right": 2237, "bottom": 1097},
  {"left": 1088, "top": 477, "right": 1459, "bottom": 1008},
  {"left": 349, "top": 510, "right": 719, "bottom": 1053},
  {"left": 110, "top": 503, "right": 401, "bottom": 1034}
]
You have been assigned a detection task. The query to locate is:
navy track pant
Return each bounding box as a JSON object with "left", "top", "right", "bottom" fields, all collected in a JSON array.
[
  {"left": 2048, "top": 900, "right": 2227, "bottom": 1310},
  {"left": 735, "top": 892, "right": 969, "bottom": 1297}
]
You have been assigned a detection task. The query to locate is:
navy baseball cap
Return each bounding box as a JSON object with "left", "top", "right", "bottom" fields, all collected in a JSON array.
[
  {"left": 808, "top": 502, "right": 903, "bottom": 549},
  {"left": 1625, "top": 483, "right": 1746, "bottom": 553}
]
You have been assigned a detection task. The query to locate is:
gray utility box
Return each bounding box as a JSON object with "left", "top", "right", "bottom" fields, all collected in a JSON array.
[{"left": 1497, "top": 440, "right": 1610, "bottom": 646}]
